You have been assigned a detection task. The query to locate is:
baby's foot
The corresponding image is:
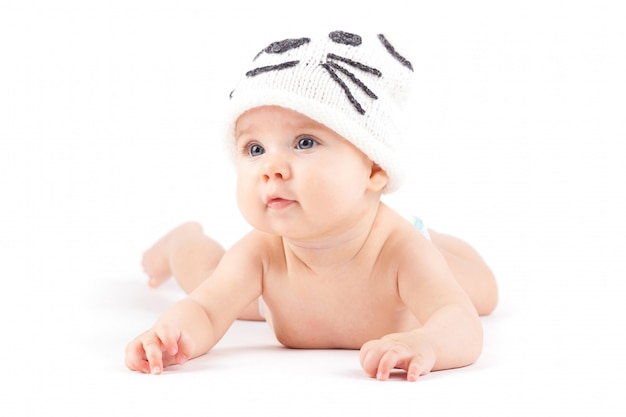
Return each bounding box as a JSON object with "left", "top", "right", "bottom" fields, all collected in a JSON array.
[
  {"left": 141, "top": 222, "right": 204, "bottom": 288},
  {"left": 142, "top": 236, "right": 173, "bottom": 288}
]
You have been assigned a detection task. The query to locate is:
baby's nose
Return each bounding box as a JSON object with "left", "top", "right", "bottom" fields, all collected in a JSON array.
[{"left": 262, "top": 154, "right": 291, "bottom": 182}]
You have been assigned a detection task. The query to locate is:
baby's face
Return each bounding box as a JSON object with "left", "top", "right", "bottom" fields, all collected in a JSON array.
[{"left": 234, "top": 105, "right": 385, "bottom": 240}]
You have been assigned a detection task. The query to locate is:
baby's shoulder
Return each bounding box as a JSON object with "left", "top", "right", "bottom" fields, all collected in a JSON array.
[
  {"left": 375, "top": 209, "right": 433, "bottom": 264},
  {"left": 230, "top": 229, "right": 285, "bottom": 261}
]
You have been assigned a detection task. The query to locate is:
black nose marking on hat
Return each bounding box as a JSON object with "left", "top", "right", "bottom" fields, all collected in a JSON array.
[{"left": 329, "top": 30, "right": 362, "bottom": 46}]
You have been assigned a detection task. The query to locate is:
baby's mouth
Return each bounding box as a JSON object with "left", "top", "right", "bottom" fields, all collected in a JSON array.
[{"left": 266, "top": 197, "right": 295, "bottom": 210}]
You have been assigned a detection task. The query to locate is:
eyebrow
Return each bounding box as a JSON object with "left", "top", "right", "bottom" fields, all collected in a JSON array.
[{"left": 236, "top": 117, "right": 328, "bottom": 138}]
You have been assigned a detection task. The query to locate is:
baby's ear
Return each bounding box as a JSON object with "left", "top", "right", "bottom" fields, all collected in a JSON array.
[{"left": 368, "top": 163, "right": 388, "bottom": 192}]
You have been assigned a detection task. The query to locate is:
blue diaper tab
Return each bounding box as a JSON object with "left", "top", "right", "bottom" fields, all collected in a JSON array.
[{"left": 407, "top": 215, "right": 431, "bottom": 240}]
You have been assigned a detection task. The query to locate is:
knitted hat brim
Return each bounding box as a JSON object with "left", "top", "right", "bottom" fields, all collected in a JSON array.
[{"left": 225, "top": 89, "right": 404, "bottom": 193}]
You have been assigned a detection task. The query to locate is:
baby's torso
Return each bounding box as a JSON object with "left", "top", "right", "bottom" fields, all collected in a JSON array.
[
  {"left": 258, "top": 211, "right": 424, "bottom": 349},
  {"left": 262, "top": 269, "right": 421, "bottom": 349}
]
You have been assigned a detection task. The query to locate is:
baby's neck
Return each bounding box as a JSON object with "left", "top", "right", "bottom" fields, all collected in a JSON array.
[{"left": 282, "top": 203, "right": 388, "bottom": 272}]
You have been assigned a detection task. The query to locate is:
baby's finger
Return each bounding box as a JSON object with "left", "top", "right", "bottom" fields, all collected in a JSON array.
[
  {"left": 155, "top": 325, "right": 181, "bottom": 357},
  {"left": 173, "top": 331, "right": 192, "bottom": 365},
  {"left": 406, "top": 359, "right": 425, "bottom": 382},
  {"left": 124, "top": 341, "right": 151, "bottom": 373},
  {"left": 143, "top": 338, "right": 164, "bottom": 375},
  {"left": 359, "top": 341, "right": 383, "bottom": 378},
  {"left": 376, "top": 346, "right": 405, "bottom": 381}
]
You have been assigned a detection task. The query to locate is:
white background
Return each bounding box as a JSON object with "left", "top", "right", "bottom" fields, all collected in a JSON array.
[{"left": 1, "top": 1, "right": 625, "bottom": 416}]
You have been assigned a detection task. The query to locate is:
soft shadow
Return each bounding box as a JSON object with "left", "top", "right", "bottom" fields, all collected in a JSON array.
[{"left": 338, "top": 367, "right": 457, "bottom": 383}]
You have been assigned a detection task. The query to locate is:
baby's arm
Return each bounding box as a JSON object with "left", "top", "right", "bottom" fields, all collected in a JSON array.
[
  {"left": 125, "top": 298, "right": 214, "bottom": 374},
  {"left": 125, "top": 232, "right": 264, "bottom": 374},
  {"left": 360, "top": 236, "right": 482, "bottom": 381}
]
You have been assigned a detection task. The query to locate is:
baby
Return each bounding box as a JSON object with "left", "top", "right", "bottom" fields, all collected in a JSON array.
[{"left": 125, "top": 30, "right": 498, "bottom": 381}]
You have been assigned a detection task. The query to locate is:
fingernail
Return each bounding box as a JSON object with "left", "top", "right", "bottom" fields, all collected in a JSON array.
[{"left": 151, "top": 366, "right": 161, "bottom": 375}]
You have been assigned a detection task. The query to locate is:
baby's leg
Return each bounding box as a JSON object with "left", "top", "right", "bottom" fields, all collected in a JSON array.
[
  {"left": 141, "top": 221, "right": 264, "bottom": 321},
  {"left": 142, "top": 222, "right": 223, "bottom": 291},
  {"left": 429, "top": 230, "right": 498, "bottom": 316}
]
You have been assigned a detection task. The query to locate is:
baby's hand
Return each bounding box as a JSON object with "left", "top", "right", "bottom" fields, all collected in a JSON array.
[
  {"left": 359, "top": 332, "right": 436, "bottom": 382},
  {"left": 125, "top": 325, "right": 192, "bottom": 375}
]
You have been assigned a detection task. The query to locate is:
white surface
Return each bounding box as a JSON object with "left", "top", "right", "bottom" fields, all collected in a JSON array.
[{"left": 1, "top": 1, "right": 625, "bottom": 415}]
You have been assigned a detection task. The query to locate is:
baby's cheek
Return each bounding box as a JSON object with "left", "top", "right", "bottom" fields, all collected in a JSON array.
[{"left": 235, "top": 181, "right": 256, "bottom": 216}]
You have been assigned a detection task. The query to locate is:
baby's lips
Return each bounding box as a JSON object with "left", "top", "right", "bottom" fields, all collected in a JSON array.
[{"left": 266, "top": 197, "right": 296, "bottom": 210}]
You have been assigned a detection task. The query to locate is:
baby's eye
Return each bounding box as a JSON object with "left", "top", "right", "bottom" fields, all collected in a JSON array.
[
  {"left": 247, "top": 143, "right": 265, "bottom": 157},
  {"left": 296, "top": 136, "right": 318, "bottom": 150}
]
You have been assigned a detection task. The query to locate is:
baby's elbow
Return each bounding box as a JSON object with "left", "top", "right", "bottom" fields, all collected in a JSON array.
[
  {"left": 446, "top": 306, "right": 484, "bottom": 370},
  {"left": 435, "top": 319, "right": 483, "bottom": 371}
]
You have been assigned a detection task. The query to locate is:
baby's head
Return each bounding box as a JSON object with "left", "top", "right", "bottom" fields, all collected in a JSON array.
[{"left": 226, "top": 30, "right": 414, "bottom": 193}]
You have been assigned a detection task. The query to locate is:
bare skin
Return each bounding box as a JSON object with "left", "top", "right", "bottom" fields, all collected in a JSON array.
[
  {"left": 142, "top": 221, "right": 261, "bottom": 320},
  {"left": 142, "top": 221, "right": 498, "bottom": 320},
  {"left": 126, "top": 106, "right": 498, "bottom": 381}
]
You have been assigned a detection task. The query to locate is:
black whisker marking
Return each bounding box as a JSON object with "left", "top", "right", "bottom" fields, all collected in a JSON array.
[
  {"left": 327, "top": 53, "right": 382, "bottom": 77},
  {"left": 327, "top": 62, "right": 378, "bottom": 99},
  {"left": 246, "top": 60, "right": 300, "bottom": 77},
  {"left": 321, "top": 63, "right": 366, "bottom": 115}
]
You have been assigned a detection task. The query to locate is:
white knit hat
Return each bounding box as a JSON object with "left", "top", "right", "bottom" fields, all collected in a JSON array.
[{"left": 226, "top": 30, "right": 414, "bottom": 193}]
